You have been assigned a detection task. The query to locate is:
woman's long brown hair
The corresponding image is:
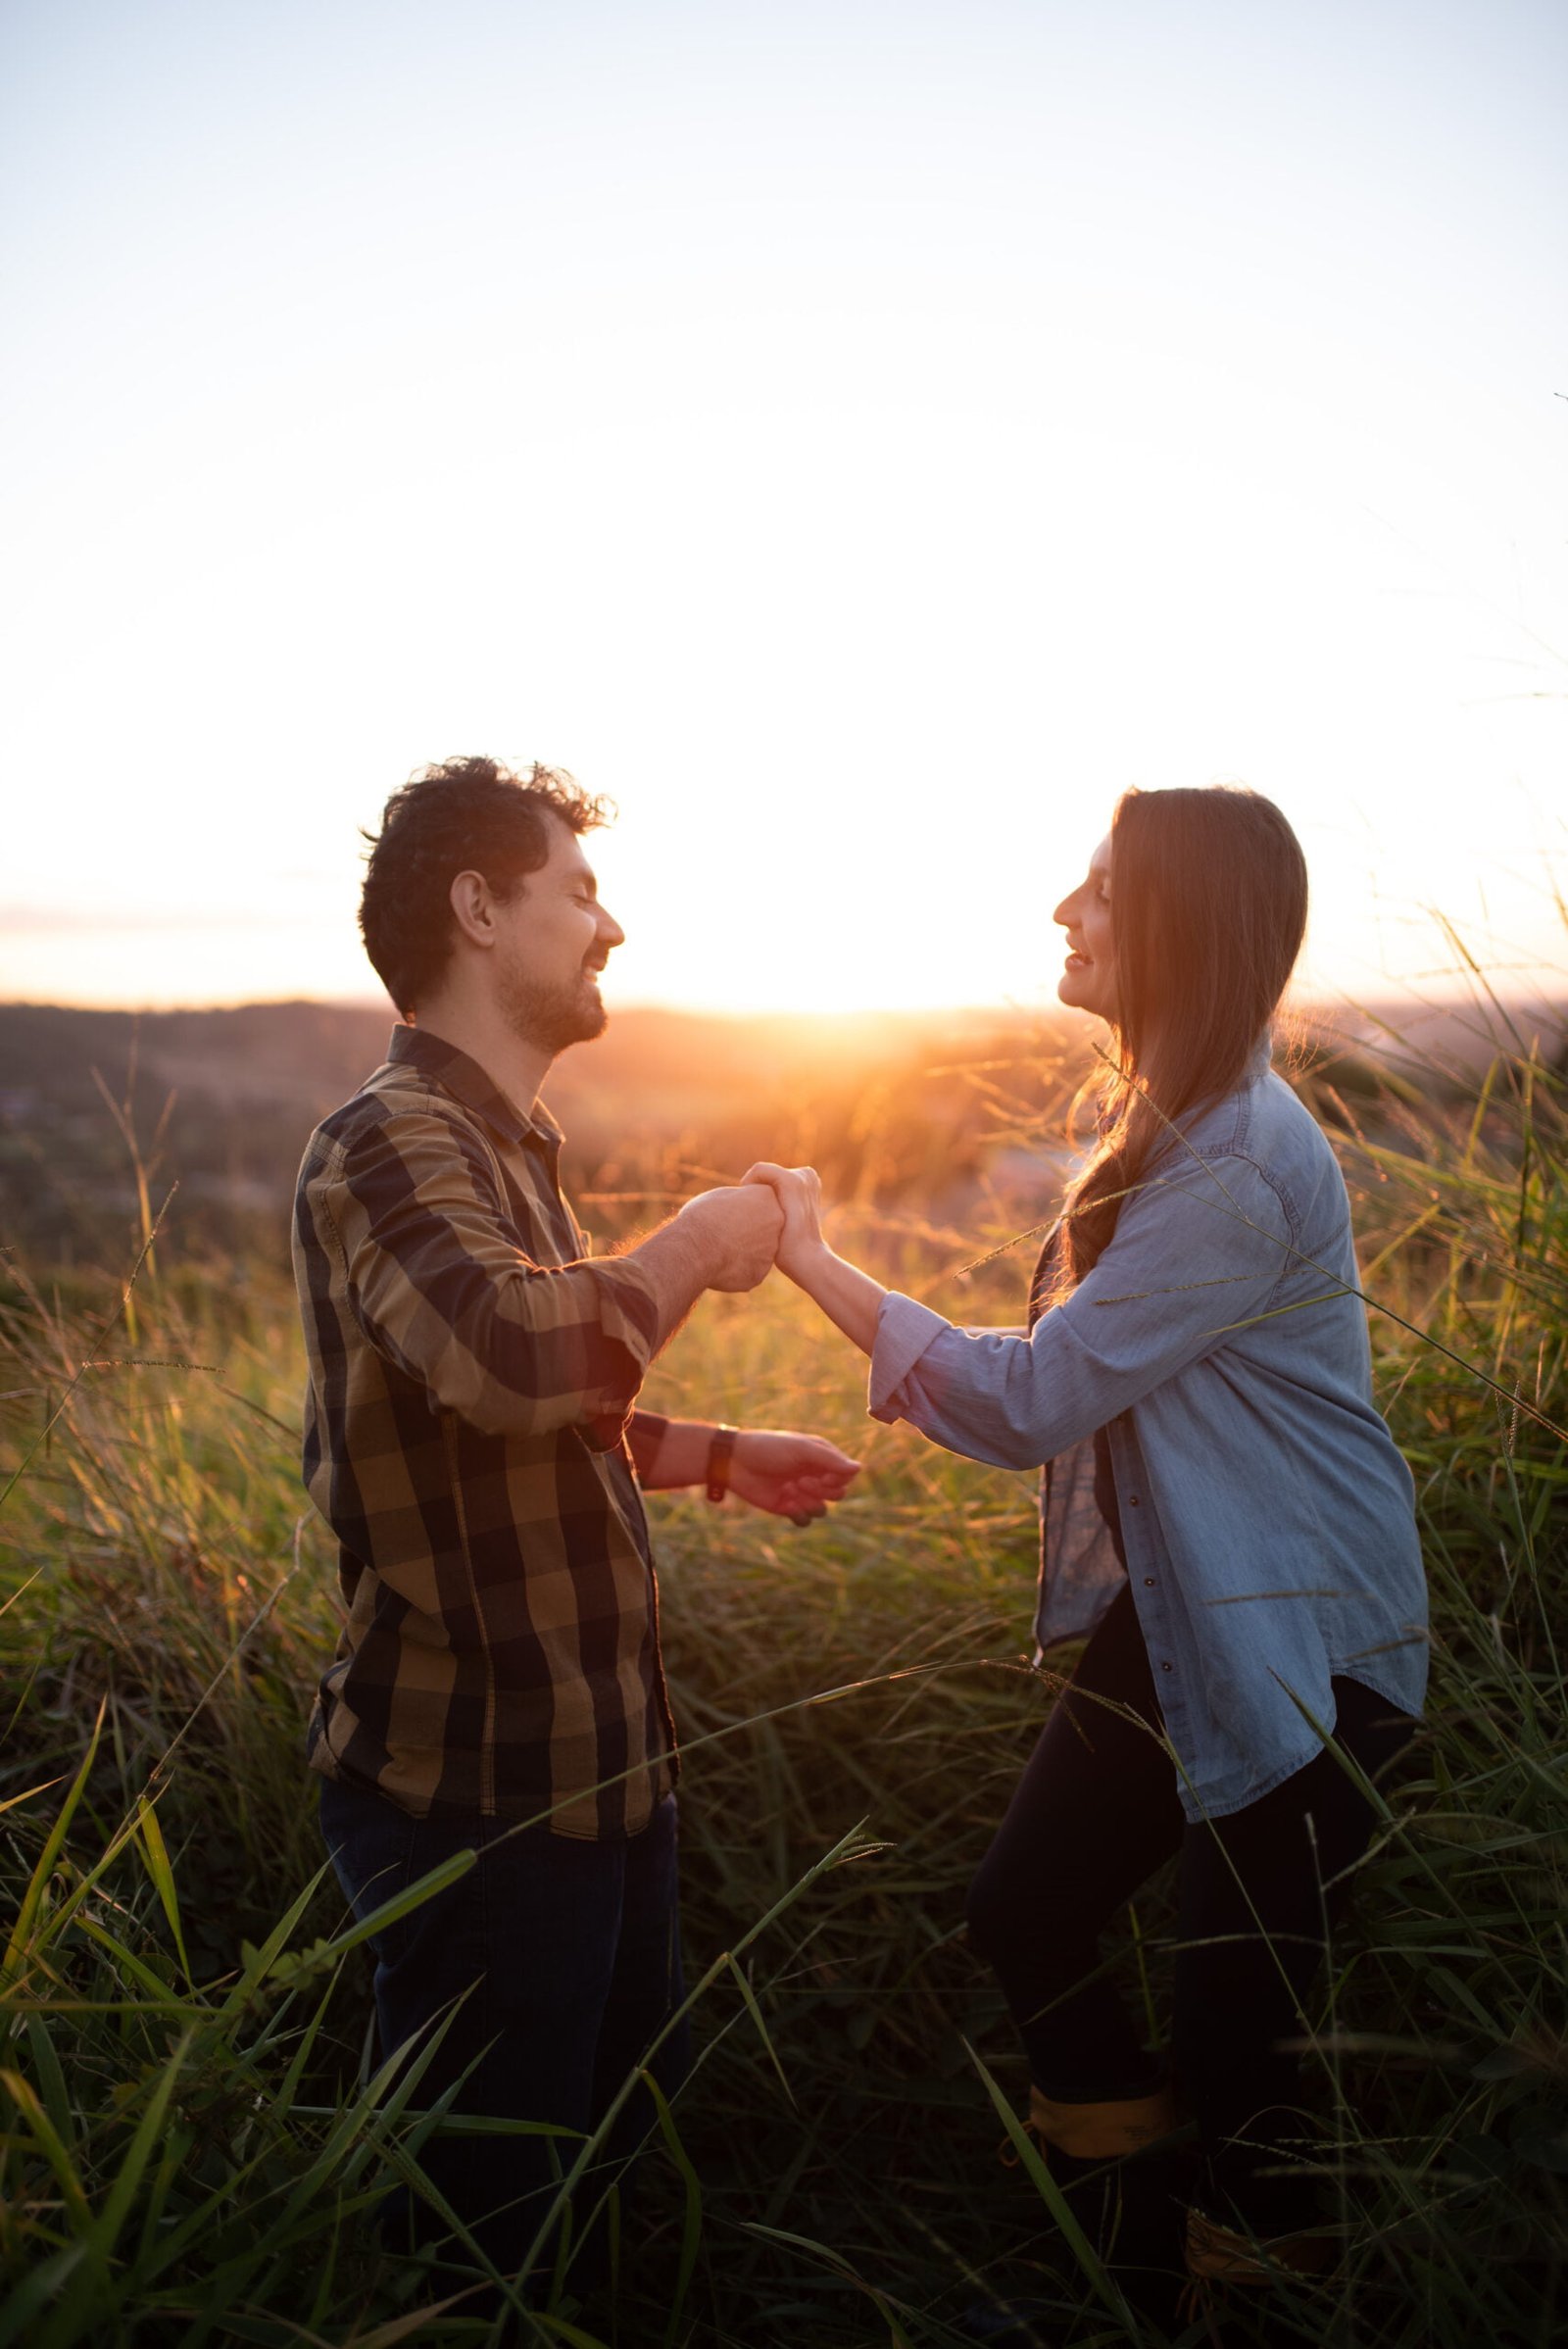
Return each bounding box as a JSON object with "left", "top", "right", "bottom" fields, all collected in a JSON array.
[{"left": 1060, "top": 785, "right": 1308, "bottom": 1285}]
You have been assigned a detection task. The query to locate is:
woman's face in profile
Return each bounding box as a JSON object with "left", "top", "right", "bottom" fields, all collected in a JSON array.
[{"left": 1053, "top": 832, "right": 1118, "bottom": 1021}]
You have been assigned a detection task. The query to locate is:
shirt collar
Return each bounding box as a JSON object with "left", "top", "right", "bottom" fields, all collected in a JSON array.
[{"left": 384, "top": 1024, "right": 561, "bottom": 1151}]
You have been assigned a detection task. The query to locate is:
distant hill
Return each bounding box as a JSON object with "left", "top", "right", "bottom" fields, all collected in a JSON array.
[
  {"left": 0, "top": 1000, "right": 394, "bottom": 1120},
  {"left": 4, "top": 992, "right": 1557, "bottom": 1269},
  {"left": 0, "top": 999, "right": 1083, "bottom": 1264}
]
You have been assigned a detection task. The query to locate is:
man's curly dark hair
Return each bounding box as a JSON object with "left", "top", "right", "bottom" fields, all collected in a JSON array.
[{"left": 359, "top": 756, "right": 611, "bottom": 1014}]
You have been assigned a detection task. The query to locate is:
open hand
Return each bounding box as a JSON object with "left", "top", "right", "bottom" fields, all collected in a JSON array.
[
  {"left": 743, "top": 1162, "right": 826, "bottom": 1284},
  {"left": 730, "top": 1428, "right": 861, "bottom": 1524}
]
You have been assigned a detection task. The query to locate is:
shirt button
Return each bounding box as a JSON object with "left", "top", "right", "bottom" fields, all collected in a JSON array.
[
  {"left": 1128, "top": 1494, "right": 1140, "bottom": 1506},
  {"left": 1144, "top": 1576, "right": 1155, "bottom": 1588},
  {"left": 1160, "top": 1661, "right": 1173, "bottom": 1673}
]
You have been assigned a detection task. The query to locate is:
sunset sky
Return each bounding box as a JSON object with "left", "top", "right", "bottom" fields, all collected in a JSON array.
[{"left": 2, "top": 0, "right": 1564, "bottom": 1019}]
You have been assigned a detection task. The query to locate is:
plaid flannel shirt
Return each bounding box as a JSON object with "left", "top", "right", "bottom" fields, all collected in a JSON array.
[{"left": 292, "top": 1023, "right": 678, "bottom": 1838}]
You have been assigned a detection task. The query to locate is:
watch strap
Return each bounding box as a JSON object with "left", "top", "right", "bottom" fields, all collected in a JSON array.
[{"left": 706, "top": 1423, "right": 738, "bottom": 1503}]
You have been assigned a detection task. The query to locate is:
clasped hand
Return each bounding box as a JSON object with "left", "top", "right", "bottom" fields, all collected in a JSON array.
[
  {"left": 742, "top": 1161, "right": 826, "bottom": 1283},
  {"left": 661, "top": 1168, "right": 858, "bottom": 1524},
  {"left": 672, "top": 1164, "right": 828, "bottom": 1291}
]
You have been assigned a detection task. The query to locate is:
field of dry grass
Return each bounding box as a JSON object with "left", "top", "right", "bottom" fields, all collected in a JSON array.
[{"left": 1, "top": 998, "right": 1564, "bottom": 2346}]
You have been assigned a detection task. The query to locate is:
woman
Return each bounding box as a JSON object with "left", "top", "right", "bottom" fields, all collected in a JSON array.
[{"left": 747, "top": 786, "right": 1426, "bottom": 2299}]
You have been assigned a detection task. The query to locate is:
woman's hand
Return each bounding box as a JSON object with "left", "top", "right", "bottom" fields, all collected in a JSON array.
[
  {"left": 743, "top": 1161, "right": 887, "bottom": 1357},
  {"left": 743, "top": 1163, "right": 828, "bottom": 1285}
]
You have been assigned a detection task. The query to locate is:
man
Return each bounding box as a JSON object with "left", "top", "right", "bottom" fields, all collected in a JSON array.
[{"left": 292, "top": 755, "right": 858, "bottom": 2291}]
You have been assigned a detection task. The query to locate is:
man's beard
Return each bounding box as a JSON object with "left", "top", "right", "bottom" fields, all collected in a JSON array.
[{"left": 499, "top": 959, "right": 609, "bottom": 1055}]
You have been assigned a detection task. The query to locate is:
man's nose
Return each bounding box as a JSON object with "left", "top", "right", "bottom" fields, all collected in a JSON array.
[{"left": 599, "top": 905, "right": 626, "bottom": 949}]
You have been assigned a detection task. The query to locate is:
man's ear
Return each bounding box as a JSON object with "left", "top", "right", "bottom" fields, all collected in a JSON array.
[{"left": 448, "top": 869, "right": 498, "bottom": 951}]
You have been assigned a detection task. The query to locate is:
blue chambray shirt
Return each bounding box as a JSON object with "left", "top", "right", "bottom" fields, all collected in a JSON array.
[{"left": 869, "top": 1040, "right": 1428, "bottom": 1821}]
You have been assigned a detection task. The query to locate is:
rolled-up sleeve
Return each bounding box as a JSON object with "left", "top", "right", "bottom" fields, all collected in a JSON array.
[
  {"left": 327, "top": 1105, "right": 660, "bottom": 1443},
  {"left": 870, "top": 1153, "right": 1302, "bottom": 1469},
  {"left": 869, "top": 1295, "right": 956, "bottom": 1421}
]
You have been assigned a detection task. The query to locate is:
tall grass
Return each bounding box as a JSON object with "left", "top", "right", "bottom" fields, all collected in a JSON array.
[{"left": 1, "top": 1008, "right": 1564, "bottom": 2346}]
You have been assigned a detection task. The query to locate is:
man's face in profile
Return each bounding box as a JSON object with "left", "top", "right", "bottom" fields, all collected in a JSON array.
[{"left": 493, "top": 814, "right": 626, "bottom": 1054}]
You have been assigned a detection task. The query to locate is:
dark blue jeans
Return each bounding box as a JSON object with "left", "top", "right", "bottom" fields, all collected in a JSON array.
[{"left": 318, "top": 1776, "right": 689, "bottom": 2286}]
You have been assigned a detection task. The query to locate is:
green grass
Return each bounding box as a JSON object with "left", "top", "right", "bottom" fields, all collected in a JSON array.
[{"left": 1, "top": 1019, "right": 1564, "bottom": 2347}]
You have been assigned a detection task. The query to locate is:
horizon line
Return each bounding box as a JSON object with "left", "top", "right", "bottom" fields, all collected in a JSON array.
[{"left": 4, "top": 984, "right": 1565, "bottom": 1023}]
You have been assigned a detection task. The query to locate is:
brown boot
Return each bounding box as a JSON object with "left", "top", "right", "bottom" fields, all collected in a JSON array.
[
  {"left": 977, "top": 2086, "right": 1188, "bottom": 2339},
  {"left": 1184, "top": 2203, "right": 1336, "bottom": 2279},
  {"left": 1007, "top": 2084, "right": 1187, "bottom": 2279},
  {"left": 1025, "top": 2084, "right": 1179, "bottom": 2161},
  {"left": 1179, "top": 2204, "right": 1337, "bottom": 2335}
]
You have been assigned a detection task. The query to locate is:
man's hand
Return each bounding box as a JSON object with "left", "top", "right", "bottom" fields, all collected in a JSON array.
[
  {"left": 729, "top": 1428, "right": 861, "bottom": 1523},
  {"left": 674, "top": 1184, "right": 783, "bottom": 1293},
  {"left": 743, "top": 1163, "right": 826, "bottom": 1284},
  {"left": 629, "top": 1414, "right": 861, "bottom": 1521}
]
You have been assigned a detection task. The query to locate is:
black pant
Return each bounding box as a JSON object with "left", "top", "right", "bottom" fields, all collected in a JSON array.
[{"left": 965, "top": 1585, "right": 1412, "bottom": 2234}]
